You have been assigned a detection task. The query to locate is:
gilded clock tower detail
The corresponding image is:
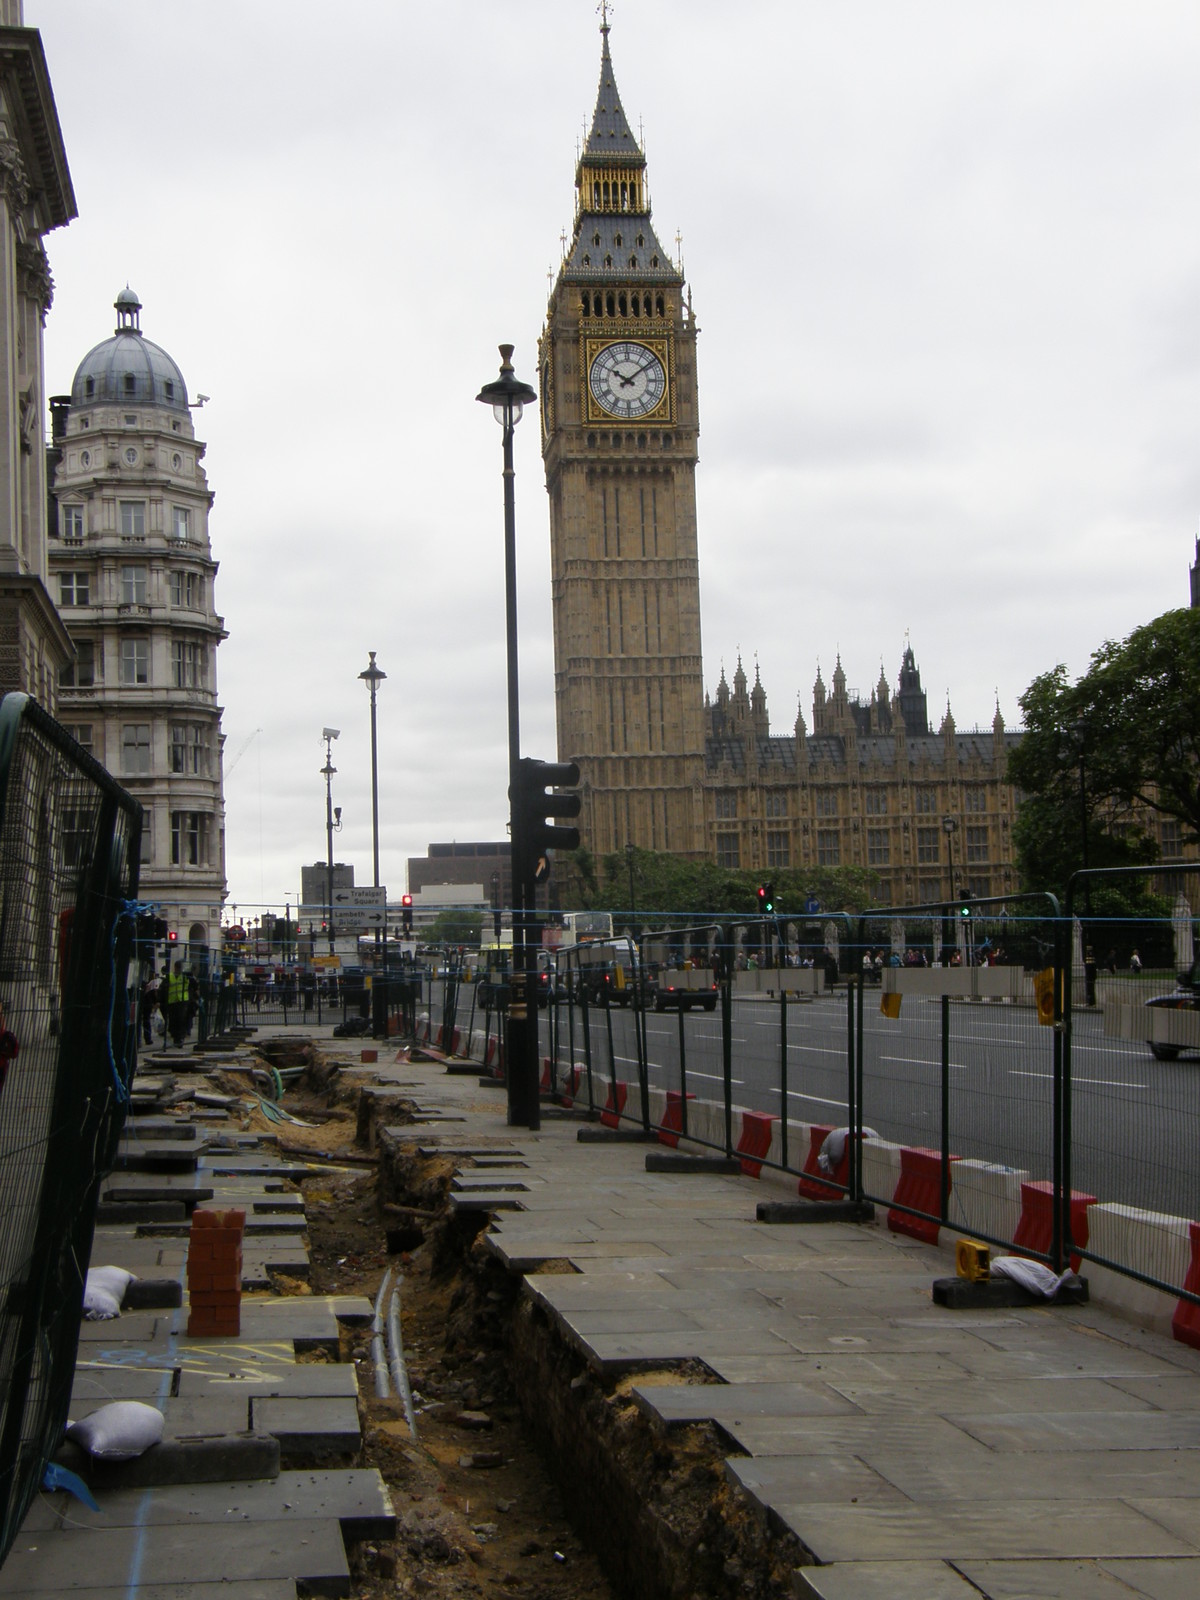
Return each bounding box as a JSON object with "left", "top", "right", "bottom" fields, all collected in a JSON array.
[{"left": 540, "top": 17, "right": 705, "bottom": 859}]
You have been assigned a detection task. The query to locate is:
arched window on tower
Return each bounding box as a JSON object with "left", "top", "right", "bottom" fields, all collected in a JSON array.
[
  {"left": 618, "top": 292, "right": 627, "bottom": 316},
  {"left": 606, "top": 291, "right": 615, "bottom": 316}
]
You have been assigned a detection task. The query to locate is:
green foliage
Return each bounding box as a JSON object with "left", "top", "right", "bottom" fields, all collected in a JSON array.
[
  {"left": 571, "top": 847, "right": 879, "bottom": 927},
  {"left": 422, "top": 907, "right": 483, "bottom": 948},
  {"left": 1008, "top": 608, "right": 1200, "bottom": 909}
]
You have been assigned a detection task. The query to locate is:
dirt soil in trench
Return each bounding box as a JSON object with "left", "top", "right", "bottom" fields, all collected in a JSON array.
[
  {"left": 282, "top": 1088, "right": 617, "bottom": 1600},
  {"left": 257, "top": 1063, "right": 807, "bottom": 1600}
]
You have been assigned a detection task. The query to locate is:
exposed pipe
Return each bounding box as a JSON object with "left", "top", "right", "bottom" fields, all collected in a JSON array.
[
  {"left": 386, "top": 1283, "right": 418, "bottom": 1438},
  {"left": 372, "top": 1268, "right": 393, "bottom": 1399}
]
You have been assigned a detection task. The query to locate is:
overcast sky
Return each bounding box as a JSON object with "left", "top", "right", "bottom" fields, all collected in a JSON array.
[{"left": 28, "top": 1, "right": 1200, "bottom": 919}]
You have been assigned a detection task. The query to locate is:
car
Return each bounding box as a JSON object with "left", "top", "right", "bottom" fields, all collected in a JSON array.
[
  {"left": 647, "top": 965, "right": 719, "bottom": 1012},
  {"left": 1145, "top": 981, "right": 1200, "bottom": 1060}
]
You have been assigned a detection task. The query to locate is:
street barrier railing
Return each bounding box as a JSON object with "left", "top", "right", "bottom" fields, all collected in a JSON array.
[{"left": 0, "top": 694, "right": 142, "bottom": 1566}]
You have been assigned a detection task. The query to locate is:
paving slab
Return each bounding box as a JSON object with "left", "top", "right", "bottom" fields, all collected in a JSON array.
[
  {"left": 771, "top": 1498, "right": 1193, "bottom": 1564},
  {"left": 792, "top": 1560, "right": 981, "bottom": 1599},
  {"left": 251, "top": 1396, "right": 362, "bottom": 1455},
  {"left": 955, "top": 1558, "right": 1199, "bottom": 1600},
  {"left": 0, "top": 1587, "right": 297, "bottom": 1600},
  {"left": 0, "top": 1517, "right": 348, "bottom": 1595},
  {"left": 26, "top": 1468, "right": 392, "bottom": 1540}
]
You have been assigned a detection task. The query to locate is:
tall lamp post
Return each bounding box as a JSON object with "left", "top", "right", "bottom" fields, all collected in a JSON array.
[
  {"left": 359, "top": 651, "right": 387, "bottom": 1032},
  {"left": 942, "top": 814, "right": 959, "bottom": 965},
  {"left": 625, "top": 843, "right": 636, "bottom": 934},
  {"left": 321, "top": 727, "right": 341, "bottom": 956},
  {"left": 477, "top": 345, "right": 538, "bottom": 1129}
]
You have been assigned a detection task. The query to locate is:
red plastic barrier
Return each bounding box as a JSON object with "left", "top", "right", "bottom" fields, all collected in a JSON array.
[
  {"left": 798, "top": 1124, "right": 848, "bottom": 1202},
  {"left": 737, "top": 1111, "right": 776, "bottom": 1178},
  {"left": 1013, "top": 1179, "right": 1095, "bottom": 1272},
  {"left": 1173, "top": 1222, "right": 1200, "bottom": 1350},
  {"left": 887, "top": 1147, "right": 960, "bottom": 1244},
  {"left": 657, "top": 1089, "right": 696, "bottom": 1148},
  {"left": 483, "top": 1036, "right": 496, "bottom": 1067},
  {"left": 540, "top": 1057, "right": 553, "bottom": 1092},
  {"left": 559, "top": 1064, "right": 584, "bottom": 1107},
  {"left": 600, "top": 1081, "right": 628, "bottom": 1128}
]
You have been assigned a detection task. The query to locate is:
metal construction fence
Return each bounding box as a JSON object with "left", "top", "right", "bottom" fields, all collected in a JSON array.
[
  {"left": 421, "top": 881, "right": 1200, "bottom": 1320},
  {"left": 0, "top": 694, "right": 142, "bottom": 1565}
]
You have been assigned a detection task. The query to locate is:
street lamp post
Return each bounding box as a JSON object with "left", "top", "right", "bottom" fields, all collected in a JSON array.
[
  {"left": 477, "top": 345, "right": 538, "bottom": 1129},
  {"left": 359, "top": 651, "right": 387, "bottom": 1033},
  {"left": 322, "top": 727, "right": 341, "bottom": 957},
  {"left": 942, "top": 814, "right": 959, "bottom": 965},
  {"left": 625, "top": 842, "right": 636, "bottom": 934}
]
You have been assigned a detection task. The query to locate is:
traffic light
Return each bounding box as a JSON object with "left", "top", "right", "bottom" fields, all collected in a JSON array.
[
  {"left": 167, "top": 928, "right": 178, "bottom": 945},
  {"left": 756, "top": 883, "right": 776, "bottom": 915},
  {"left": 401, "top": 894, "right": 413, "bottom": 935},
  {"left": 512, "top": 758, "right": 580, "bottom": 881},
  {"left": 959, "top": 890, "right": 973, "bottom": 919}
]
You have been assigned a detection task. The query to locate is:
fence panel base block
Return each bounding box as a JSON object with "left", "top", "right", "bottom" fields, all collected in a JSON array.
[
  {"left": 757, "top": 1199, "right": 875, "bottom": 1225},
  {"left": 934, "top": 1275, "right": 1090, "bottom": 1310}
]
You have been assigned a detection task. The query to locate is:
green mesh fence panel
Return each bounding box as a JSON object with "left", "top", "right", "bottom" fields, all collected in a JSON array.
[{"left": 0, "top": 693, "right": 142, "bottom": 1565}]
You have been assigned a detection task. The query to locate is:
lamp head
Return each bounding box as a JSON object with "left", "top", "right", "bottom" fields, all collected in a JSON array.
[
  {"left": 476, "top": 343, "right": 537, "bottom": 427},
  {"left": 322, "top": 727, "right": 340, "bottom": 742}
]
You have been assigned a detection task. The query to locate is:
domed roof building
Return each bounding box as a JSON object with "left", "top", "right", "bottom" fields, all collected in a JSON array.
[{"left": 48, "top": 289, "right": 228, "bottom": 969}]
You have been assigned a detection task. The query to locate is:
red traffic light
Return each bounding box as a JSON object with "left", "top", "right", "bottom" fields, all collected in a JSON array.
[{"left": 167, "top": 929, "right": 178, "bottom": 943}]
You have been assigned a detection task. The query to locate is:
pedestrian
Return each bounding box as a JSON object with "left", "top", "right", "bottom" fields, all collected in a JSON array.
[
  {"left": 165, "top": 961, "right": 189, "bottom": 1048},
  {"left": 1130, "top": 949, "right": 1142, "bottom": 974},
  {"left": 140, "top": 968, "right": 159, "bottom": 1046},
  {"left": 0, "top": 999, "right": 17, "bottom": 1091}
]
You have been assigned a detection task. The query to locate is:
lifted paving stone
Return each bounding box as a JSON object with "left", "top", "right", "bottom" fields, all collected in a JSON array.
[{"left": 0, "top": 1517, "right": 349, "bottom": 1595}]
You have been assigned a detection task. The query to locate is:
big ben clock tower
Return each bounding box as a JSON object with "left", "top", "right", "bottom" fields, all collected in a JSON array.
[{"left": 540, "top": 14, "right": 705, "bottom": 859}]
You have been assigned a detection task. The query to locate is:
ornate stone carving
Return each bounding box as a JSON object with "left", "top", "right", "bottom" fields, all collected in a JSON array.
[
  {"left": 0, "top": 139, "right": 29, "bottom": 211},
  {"left": 16, "top": 238, "right": 54, "bottom": 316}
]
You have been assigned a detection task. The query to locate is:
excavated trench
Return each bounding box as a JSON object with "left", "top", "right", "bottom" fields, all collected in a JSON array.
[{"left": 288, "top": 1053, "right": 814, "bottom": 1600}]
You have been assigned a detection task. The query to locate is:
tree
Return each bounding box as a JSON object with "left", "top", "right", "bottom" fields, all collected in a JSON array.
[
  {"left": 1007, "top": 608, "right": 1200, "bottom": 906},
  {"left": 423, "top": 908, "right": 483, "bottom": 948}
]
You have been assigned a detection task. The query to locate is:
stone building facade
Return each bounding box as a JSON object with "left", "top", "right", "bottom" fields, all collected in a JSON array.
[
  {"left": 539, "top": 21, "right": 1022, "bottom": 904},
  {"left": 0, "top": 5, "right": 75, "bottom": 707},
  {"left": 705, "top": 648, "right": 1020, "bottom": 904},
  {"left": 48, "top": 290, "right": 227, "bottom": 964}
]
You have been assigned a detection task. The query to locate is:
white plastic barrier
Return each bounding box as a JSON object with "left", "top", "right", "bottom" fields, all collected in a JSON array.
[
  {"left": 1083, "top": 1202, "right": 1194, "bottom": 1335},
  {"left": 859, "top": 1138, "right": 902, "bottom": 1204},
  {"left": 947, "top": 1160, "right": 1028, "bottom": 1244}
]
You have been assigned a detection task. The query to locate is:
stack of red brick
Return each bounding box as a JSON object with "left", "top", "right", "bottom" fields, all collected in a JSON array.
[{"left": 186, "top": 1208, "right": 244, "bottom": 1337}]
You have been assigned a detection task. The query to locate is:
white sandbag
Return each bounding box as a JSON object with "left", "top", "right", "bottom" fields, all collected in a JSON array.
[
  {"left": 992, "top": 1254, "right": 1079, "bottom": 1299},
  {"left": 66, "top": 1401, "right": 164, "bottom": 1460},
  {"left": 83, "top": 1266, "right": 135, "bottom": 1320},
  {"left": 817, "top": 1125, "right": 879, "bottom": 1175}
]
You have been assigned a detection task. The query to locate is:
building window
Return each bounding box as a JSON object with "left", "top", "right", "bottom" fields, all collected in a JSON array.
[
  {"left": 714, "top": 791, "right": 738, "bottom": 820},
  {"left": 1162, "top": 820, "right": 1182, "bottom": 859},
  {"left": 61, "top": 505, "right": 84, "bottom": 539},
  {"left": 964, "top": 786, "right": 988, "bottom": 813},
  {"left": 172, "top": 506, "right": 190, "bottom": 543},
  {"left": 171, "top": 810, "right": 211, "bottom": 867},
  {"left": 119, "top": 501, "right": 145, "bottom": 538},
  {"left": 817, "top": 828, "right": 840, "bottom": 866},
  {"left": 171, "top": 722, "right": 211, "bottom": 775},
  {"left": 917, "top": 827, "right": 940, "bottom": 864},
  {"left": 866, "top": 788, "right": 888, "bottom": 815},
  {"left": 172, "top": 641, "right": 207, "bottom": 689},
  {"left": 121, "top": 565, "right": 147, "bottom": 605},
  {"left": 121, "top": 722, "right": 151, "bottom": 775},
  {"left": 61, "top": 806, "right": 93, "bottom": 870},
  {"left": 867, "top": 828, "right": 890, "bottom": 865},
  {"left": 140, "top": 806, "right": 153, "bottom": 864},
  {"left": 919, "top": 880, "right": 942, "bottom": 905},
  {"left": 765, "top": 791, "right": 788, "bottom": 818},
  {"left": 914, "top": 788, "right": 938, "bottom": 814},
  {"left": 119, "top": 639, "right": 149, "bottom": 685},
  {"left": 767, "top": 831, "right": 790, "bottom": 868},
  {"left": 60, "top": 640, "right": 96, "bottom": 688},
  {"left": 64, "top": 723, "right": 94, "bottom": 757},
  {"left": 169, "top": 570, "right": 204, "bottom": 608},
  {"left": 716, "top": 833, "right": 740, "bottom": 869},
  {"left": 59, "top": 571, "right": 89, "bottom": 606},
  {"left": 815, "top": 790, "right": 838, "bottom": 817},
  {"left": 966, "top": 826, "right": 989, "bottom": 863}
]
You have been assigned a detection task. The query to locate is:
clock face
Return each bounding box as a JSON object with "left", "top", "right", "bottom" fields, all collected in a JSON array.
[{"left": 589, "top": 341, "right": 667, "bottom": 420}]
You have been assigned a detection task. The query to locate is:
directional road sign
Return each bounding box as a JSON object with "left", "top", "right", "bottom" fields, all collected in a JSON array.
[{"left": 331, "top": 886, "right": 387, "bottom": 907}]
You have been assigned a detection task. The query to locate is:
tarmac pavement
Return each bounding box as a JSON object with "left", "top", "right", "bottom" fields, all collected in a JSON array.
[{"left": 6, "top": 1022, "right": 1200, "bottom": 1598}]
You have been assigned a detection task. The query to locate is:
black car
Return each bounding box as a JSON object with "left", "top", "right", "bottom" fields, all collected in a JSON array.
[{"left": 1145, "top": 978, "right": 1200, "bottom": 1060}]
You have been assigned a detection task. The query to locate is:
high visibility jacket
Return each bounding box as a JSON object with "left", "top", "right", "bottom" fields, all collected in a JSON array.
[{"left": 165, "top": 971, "right": 187, "bottom": 1006}]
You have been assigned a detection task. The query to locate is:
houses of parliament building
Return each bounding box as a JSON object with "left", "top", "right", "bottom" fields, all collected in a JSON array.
[{"left": 538, "top": 18, "right": 1019, "bottom": 906}]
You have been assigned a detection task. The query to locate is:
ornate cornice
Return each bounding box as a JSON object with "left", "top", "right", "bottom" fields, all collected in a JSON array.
[
  {"left": 0, "top": 136, "right": 29, "bottom": 211},
  {"left": 16, "top": 236, "right": 53, "bottom": 313}
]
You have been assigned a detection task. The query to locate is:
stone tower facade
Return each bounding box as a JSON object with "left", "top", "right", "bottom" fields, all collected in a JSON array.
[
  {"left": 0, "top": 5, "right": 75, "bottom": 707},
  {"left": 539, "top": 19, "right": 705, "bottom": 859},
  {"left": 48, "top": 290, "right": 227, "bottom": 966}
]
